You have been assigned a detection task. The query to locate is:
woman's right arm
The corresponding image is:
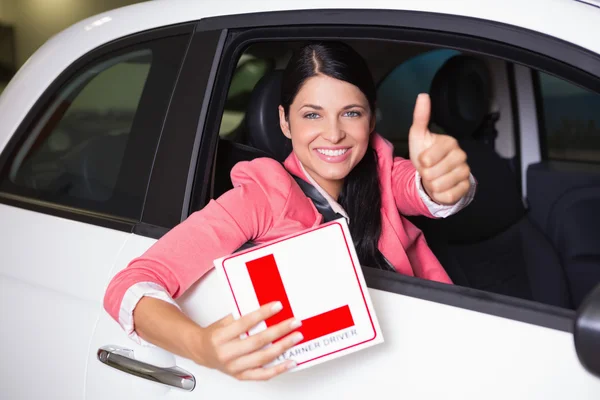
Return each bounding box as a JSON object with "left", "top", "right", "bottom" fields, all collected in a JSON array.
[
  {"left": 132, "top": 297, "right": 303, "bottom": 380},
  {"left": 103, "top": 158, "right": 301, "bottom": 379}
]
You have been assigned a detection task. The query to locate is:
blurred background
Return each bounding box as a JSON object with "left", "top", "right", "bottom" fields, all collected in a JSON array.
[{"left": 0, "top": 0, "right": 144, "bottom": 94}]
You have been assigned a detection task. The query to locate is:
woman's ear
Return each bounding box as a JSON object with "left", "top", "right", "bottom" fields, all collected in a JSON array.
[{"left": 279, "top": 105, "right": 292, "bottom": 139}]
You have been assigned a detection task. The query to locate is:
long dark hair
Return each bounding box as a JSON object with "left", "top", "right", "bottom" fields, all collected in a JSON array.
[{"left": 281, "top": 42, "right": 391, "bottom": 271}]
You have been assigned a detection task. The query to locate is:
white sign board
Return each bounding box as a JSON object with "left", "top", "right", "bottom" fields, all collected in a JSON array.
[{"left": 214, "top": 218, "right": 383, "bottom": 372}]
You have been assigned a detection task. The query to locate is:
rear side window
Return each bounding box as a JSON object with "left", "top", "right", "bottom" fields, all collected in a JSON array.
[
  {"left": 537, "top": 72, "right": 600, "bottom": 163},
  {"left": 8, "top": 50, "right": 151, "bottom": 200},
  {"left": 0, "top": 34, "right": 190, "bottom": 219}
]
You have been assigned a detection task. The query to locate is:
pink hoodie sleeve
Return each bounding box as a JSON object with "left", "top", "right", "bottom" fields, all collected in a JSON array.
[
  {"left": 391, "top": 157, "right": 435, "bottom": 217},
  {"left": 103, "top": 158, "right": 293, "bottom": 323}
]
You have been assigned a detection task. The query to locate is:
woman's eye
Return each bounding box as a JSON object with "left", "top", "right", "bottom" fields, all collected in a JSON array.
[
  {"left": 344, "top": 110, "right": 361, "bottom": 117},
  {"left": 304, "top": 112, "right": 320, "bottom": 119}
]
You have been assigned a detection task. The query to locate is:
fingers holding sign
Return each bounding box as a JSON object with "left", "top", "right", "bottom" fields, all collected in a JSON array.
[
  {"left": 195, "top": 301, "right": 303, "bottom": 381},
  {"left": 408, "top": 94, "right": 472, "bottom": 206}
]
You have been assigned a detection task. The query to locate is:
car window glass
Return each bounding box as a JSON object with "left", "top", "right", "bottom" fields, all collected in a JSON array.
[
  {"left": 6, "top": 50, "right": 151, "bottom": 205},
  {"left": 538, "top": 72, "right": 600, "bottom": 162},
  {"left": 375, "top": 49, "right": 460, "bottom": 155},
  {"left": 0, "top": 30, "right": 201, "bottom": 222}
]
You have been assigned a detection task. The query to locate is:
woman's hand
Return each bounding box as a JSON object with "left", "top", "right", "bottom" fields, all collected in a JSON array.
[
  {"left": 408, "top": 93, "right": 472, "bottom": 206},
  {"left": 193, "top": 301, "right": 304, "bottom": 381}
]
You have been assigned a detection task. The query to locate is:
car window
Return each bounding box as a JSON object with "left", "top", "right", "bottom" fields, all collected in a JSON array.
[
  {"left": 219, "top": 54, "right": 273, "bottom": 139},
  {"left": 537, "top": 72, "right": 600, "bottom": 162},
  {"left": 0, "top": 34, "right": 190, "bottom": 220},
  {"left": 205, "top": 33, "right": 600, "bottom": 315},
  {"left": 6, "top": 50, "right": 150, "bottom": 202}
]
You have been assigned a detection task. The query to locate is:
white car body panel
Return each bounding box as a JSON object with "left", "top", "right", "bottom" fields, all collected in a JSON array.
[
  {"left": 0, "top": 0, "right": 599, "bottom": 399},
  {"left": 88, "top": 248, "right": 600, "bottom": 399},
  {"left": 0, "top": 204, "right": 129, "bottom": 399}
]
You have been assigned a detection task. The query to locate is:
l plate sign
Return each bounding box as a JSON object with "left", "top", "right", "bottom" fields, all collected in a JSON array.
[{"left": 214, "top": 219, "right": 384, "bottom": 372}]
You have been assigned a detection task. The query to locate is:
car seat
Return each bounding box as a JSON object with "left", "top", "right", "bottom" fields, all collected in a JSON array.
[{"left": 409, "top": 55, "right": 572, "bottom": 308}]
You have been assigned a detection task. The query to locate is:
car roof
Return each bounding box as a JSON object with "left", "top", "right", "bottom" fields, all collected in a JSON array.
[
  {"left": 0, "top": 0, "right": 598, "bottom": 150},
  {"left": 575, "top": 0, "right": 600, "bottom": 7},
  {"left": 66, "top": 0, "right": 600, "bottom": 53},
  {"left": 14, "top": 0, "right": 600, "bottom": 76}
]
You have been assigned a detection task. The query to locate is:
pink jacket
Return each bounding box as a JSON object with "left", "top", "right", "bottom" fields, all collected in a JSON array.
[{"left": 104, "top": 134, "right": 464, "bottom": 326}]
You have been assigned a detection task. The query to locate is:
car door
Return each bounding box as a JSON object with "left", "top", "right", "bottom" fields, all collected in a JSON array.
[
  {"left": 87, "top": 10, "right": 600, "bottom": 400},
  {"left": 0, "top": 24, "right": 193, "bottom": 399}
]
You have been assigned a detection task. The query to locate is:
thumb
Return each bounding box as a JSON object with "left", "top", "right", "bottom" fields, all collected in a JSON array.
[
  {"left": 409, "top": 94, "right": 434, "bottom": 168},
  {"left": 410, "top": 93, "right": 432, "bottom": 136}
]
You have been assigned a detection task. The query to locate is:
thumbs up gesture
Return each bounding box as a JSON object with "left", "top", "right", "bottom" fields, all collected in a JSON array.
[{"left": 409, "top": 94, "right": 472, "bottom": 206}]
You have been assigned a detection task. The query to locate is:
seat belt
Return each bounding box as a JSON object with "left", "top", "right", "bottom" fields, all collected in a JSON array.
[
  {"left": 291, "top": 175, "right": 396, "bottom": 272},
  {"left": 290, "top": 175, "right": 346, "bottom": 223},
  {"left": 234, "top": 174, "right": 345, "bottom": 253}
]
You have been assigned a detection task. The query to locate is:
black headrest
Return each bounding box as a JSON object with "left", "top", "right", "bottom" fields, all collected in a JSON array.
[
  {"left": 430, "top": 55, "right": 492, "bottom": 139},
  {"left": 245, "top": 70, "right": 291, "bottom": 162}
]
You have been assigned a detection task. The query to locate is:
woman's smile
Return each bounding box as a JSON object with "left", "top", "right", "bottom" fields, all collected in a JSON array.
[{"left": 314, "top": 146, "right": 352, "bottom": 163}]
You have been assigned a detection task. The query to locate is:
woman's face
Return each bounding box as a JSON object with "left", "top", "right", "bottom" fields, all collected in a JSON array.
[{"left": 278, "top": 74, "right": 374, "bottom": 198}]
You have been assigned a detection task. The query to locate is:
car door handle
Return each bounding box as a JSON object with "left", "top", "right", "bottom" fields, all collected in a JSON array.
[{"left": 97, "top": 345, "right": 196, "bottom": 391}]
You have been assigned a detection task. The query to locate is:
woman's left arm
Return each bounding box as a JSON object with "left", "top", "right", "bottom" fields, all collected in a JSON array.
[{"left": 393, "top": 93, "right": 477, "bottom": 218}]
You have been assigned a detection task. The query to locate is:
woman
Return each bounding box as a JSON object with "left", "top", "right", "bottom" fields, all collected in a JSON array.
[{"left": 104, "top": 42, "right": 476, "bottom": 381}]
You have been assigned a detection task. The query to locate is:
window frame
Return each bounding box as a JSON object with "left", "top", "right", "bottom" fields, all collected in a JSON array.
[
  {"left": 180, "top": 10, "right": 600, "bottom": 333},
  {"left": 137, "top": 28, "right": 227, "bottom": 233},
  {"left": 0, "top": 23, "right": 195, "bottom": 231}
]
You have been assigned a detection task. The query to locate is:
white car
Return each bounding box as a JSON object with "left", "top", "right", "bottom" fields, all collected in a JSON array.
[{"left": 2, "top": 0, "right": 600, "bottom": 398}]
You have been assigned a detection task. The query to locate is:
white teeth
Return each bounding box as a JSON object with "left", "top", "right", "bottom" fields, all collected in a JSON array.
[{"left": 317, "top": 148, "right": 348, "bottom": 157}]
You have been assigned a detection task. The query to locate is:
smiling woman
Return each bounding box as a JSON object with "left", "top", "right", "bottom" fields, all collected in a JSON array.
[
  {"left": 103, "top": 40, "right": 477, "bottom": 382},
  {"left": 277, "top": 43, "right": 384, "bottom": 270}
]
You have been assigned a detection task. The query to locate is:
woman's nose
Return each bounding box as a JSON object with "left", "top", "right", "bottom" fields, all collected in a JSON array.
[{"left": 324, "top": 119, "right": 346, "bottom": 143}]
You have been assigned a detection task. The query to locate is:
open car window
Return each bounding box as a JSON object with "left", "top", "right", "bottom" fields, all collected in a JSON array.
[{"left": 203, "top": 34, "right": 600, "bottom": 316}]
